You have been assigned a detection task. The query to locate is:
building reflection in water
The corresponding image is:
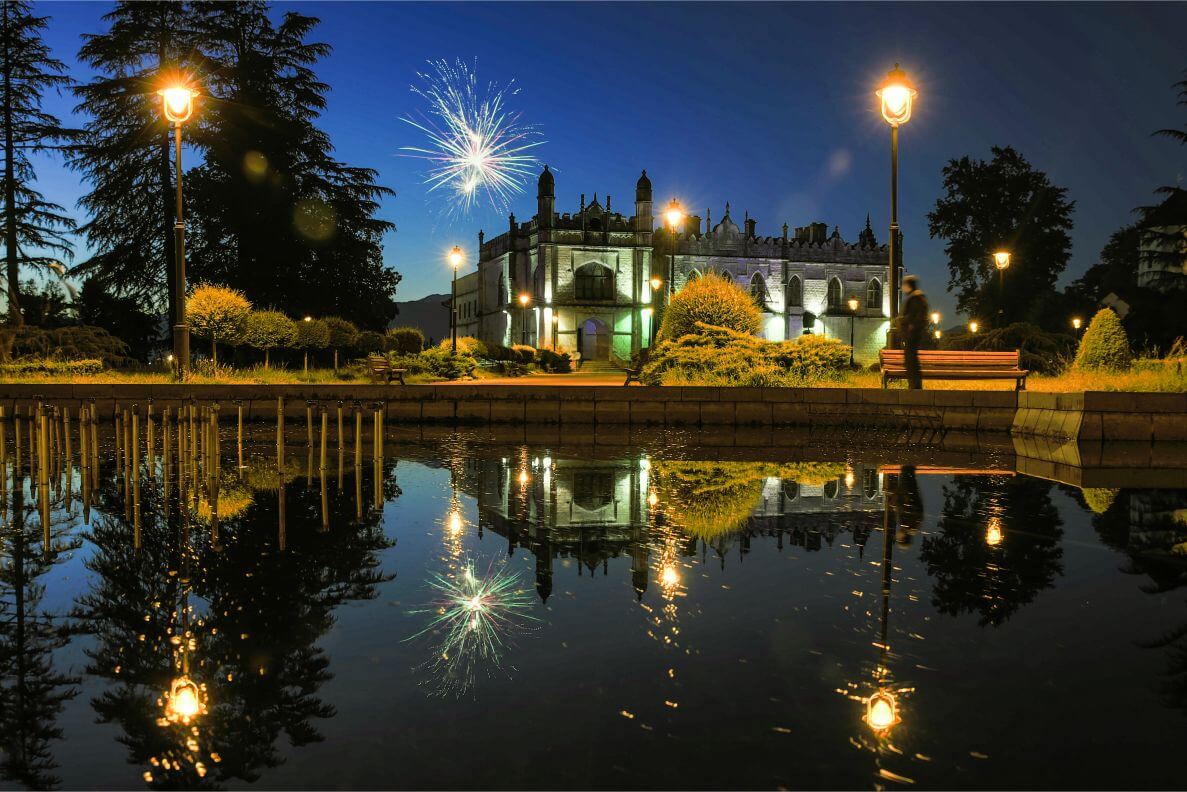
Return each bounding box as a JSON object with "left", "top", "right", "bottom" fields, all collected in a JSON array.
[{"left": 452, "top": 454, "right": 883, "bottom": 604}]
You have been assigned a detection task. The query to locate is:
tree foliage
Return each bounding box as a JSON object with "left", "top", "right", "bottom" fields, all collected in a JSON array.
[
  {"left": 186, "top": 283, "right": 251, "bottom": 364},
  {"left": 385, "top": 326, "right": 424, "bottom": 355},
  {"left": 243, "top": 309, "right": 296, "bottom": 367},
  {"left": 1074, "top": 308, "right": 1132, "bottom": 372},
  {"left": 657, "top": 272, "right": 762, "bottom": 341},
  {"left": 293, "top": 317, "right": 329, "bottom": 350},
  {"left": 0, "top": 1, "right": 76, "bottom": 326},
  {"left": 69, "top": 1, "right": 198, "bottom": 317},
  {"left": 928, "top": 146, "right": 1074, "bottom": 327}
]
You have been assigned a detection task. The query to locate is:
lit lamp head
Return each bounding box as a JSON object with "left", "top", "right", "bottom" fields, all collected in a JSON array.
[
  {"left": 303, "top": 315, "right": 312, "bottom": 323},
  {"left": 993, "top": 250, "right": 1012, "bottom": 271},
  {"left": 969, "top": 320, "right": 979, "bottom": 334},
  {"left": 641, "top": 307, "right": 653, "bottom": 318},
  {"left": 448, "top": 246, "right": 463, "bottom": 269},
  {"left": 847, "top": 297, "right": 860, "bottom": 312},
  {"left": 518, "top": 293, "right": 530, "bottom": 308},
  {"left": 1072, "top": 317, "right": 1082, "bottom": 330},
  {"left": 552, "top": 314, "right": 559, "bottom": 325},
  {"left": 664, "top": 199, "right": 684, "bottom": 230},
  {"left": 934, "top": 329, "right": 942, "bottom": 340},
  {"left": 518, "top": 469, "right": 529, "bottom": 486},
  {"left": 876, "top": 64, "right": 916, "bottom": 127},
  {"left": 647, "top": 490, "right": 658, "bottom": 507},
  {"left": 158, "top": 86, "right": 196, "bottom": 125},
  {"left": 864, "top": 690, "right": 900, "bottom": 734},
  {"left": 650, "top": 276, "right": 663, "bottom": 292},
  {"left": 930, "top": 311, "right": 941, "bottom": 325},
  {"left": 164, "top": 676, "right": 206, "bottom": 725}
]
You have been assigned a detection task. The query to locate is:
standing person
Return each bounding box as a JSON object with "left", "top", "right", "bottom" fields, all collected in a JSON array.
[{"left": 897, "top": 274, "right": 929, "bottom": 390}]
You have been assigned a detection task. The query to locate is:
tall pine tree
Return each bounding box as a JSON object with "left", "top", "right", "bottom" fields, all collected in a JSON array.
[
  {"left": 70, "top": 1, "right": 199, "bottom": 324},
  {"left": 186, "top": 2, "right": 398, "bottom": 329},
  {"left": 0, "top": 1, "right": 75, "bottom": 327}
]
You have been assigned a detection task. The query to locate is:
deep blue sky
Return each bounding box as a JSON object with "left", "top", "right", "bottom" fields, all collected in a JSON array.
[{"left": 32, "top": 1, "right": 1187, "bottom": 319}]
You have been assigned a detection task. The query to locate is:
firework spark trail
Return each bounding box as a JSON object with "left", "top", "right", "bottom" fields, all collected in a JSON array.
[
  {"left": 409, "top": 558, "right": 537, "bottom": 697},
  {"left": 401, "top": 58, "right": 544, "bottom": 216}
]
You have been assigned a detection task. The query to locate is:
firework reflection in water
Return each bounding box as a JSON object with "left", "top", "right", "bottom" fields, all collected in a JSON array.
[
  {"left": 401, "top": 58, "right": 543, "bottom": 216},
  {"left": 409, "top": 557, "right": 537, "bottom": 696}
]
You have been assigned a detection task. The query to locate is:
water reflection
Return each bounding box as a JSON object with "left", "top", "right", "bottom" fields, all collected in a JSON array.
[{"left": 2, "top": 408, "right": 1187, "bottom": 788}]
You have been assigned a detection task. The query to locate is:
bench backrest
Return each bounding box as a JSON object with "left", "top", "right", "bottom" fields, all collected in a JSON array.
[
  {"left": 880, "top": 348, "right": 1021, "bottom": 369},
  {"left": 367, "top": 354, "right": 390, "bottom": 369}
]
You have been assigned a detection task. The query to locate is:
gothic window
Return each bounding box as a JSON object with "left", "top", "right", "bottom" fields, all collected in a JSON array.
[
  {"left": 575, "top": 263, "right": 614, "bottom": 301},
  {"left": 749, "top": 273, "right": 769, "bottom": 309},
  {"left": 823, "top": 479, "right": 839, "bottom": 499},
  {"left": 787, "top": 275, "right": 802, "bottom": 308},
  {"left": 782, "top": 481, "right": 799, "bottom": 502},
  {"left": 533, "top": 264, "right": 546, "bottom": 297},
  {"left": 827, "top": 277, "right": 842, "bottom": 310},
  {"left": 866, "top": 278, "right": 882, "bottom": 313},
  {"left": 688, "top": 268, "right": 702, "bottom": 282},
  {"left": 863, "top": 469, "right": 879, "bottom": 499}
]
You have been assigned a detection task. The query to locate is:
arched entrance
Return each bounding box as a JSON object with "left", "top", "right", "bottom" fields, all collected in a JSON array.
[{"left": 577, "top": 317, "right": 610, "bottom": 361}]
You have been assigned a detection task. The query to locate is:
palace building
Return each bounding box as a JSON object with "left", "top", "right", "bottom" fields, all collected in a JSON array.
[{"left": 454, "top": 166, "right": 895, "bottom": 364}]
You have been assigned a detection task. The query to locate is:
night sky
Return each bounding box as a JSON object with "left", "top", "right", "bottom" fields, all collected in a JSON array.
[{"left": 32, "top": 1, "right": 1187, "bottom": 319}]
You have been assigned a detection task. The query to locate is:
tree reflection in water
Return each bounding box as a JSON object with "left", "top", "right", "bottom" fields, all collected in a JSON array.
[
  {"left": 921, "top": 475, "right": 1064, "bottom": 626},
  {"left": 1091, "top": 489, "right": 1187, "bottom": 716},
  {"left": 0, "top": 428, "right": 81, "bottom": 789},
  {"left": 74, "top": 442, "right": 396, "bottom": 788}
]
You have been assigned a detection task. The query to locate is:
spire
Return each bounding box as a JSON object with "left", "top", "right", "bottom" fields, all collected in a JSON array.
[{"left": 725, "top": 201, "right": 731, "bottom": 217}]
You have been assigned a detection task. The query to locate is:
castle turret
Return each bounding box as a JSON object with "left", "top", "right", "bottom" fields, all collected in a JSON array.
[
  {"left": 537, "top": 165, "right": 555, "bottom": 229},
  {"left": 634, "top": 170, "right": 653, "bottom": 232}
]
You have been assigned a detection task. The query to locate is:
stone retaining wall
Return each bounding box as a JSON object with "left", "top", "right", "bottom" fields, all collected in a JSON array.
[{"left": 0, "top": 384, "right": 1181, "bottom": 441}]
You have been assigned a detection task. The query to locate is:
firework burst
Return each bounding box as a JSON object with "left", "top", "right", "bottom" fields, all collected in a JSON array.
[
  {"left": 409, "top": 558, "right": 537, "bottom": 697},
  {"left": 401, "top": 58, "right": 544, "bottom": 216}
]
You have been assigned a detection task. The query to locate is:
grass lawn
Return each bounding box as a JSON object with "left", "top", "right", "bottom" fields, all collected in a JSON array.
[{"left": 2, "top": 363, "right": 1184, "bottom": 392}]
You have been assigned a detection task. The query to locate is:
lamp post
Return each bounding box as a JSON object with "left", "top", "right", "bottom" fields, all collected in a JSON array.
[
  {"left": 159, "top": 84, "right": 197, "bottom": 379},
  {"left": 664, "top": 199, "right": 684, "bottom": 307},
  {"left": 847, "top": 296, "right": 859, "bottom": 365},
  {"left": 877, "top": 64, "right": 916, "bottom": 349},
  {"left": 518, "top": 293, "right": 530, "bottom": 346},
  {"left": 993, "top": 250, "right": 1011, "bottom": 324},
  {"left": 649, "top": 275, "right": 662, "bottom": 344},
  {"left": 551, "top": 313, "right": 559, "bottom": 352},
  {"left": 448, "top": 246, "right": 463, "bottom": 354}
]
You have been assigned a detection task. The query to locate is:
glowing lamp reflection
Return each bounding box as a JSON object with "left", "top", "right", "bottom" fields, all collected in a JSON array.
[
  {"left": 660, "top": 564, "right": 680, "bottom": 589},
  {"left": 985, "top": 517, "right": 1003, "bottom": 546},
  {"left": 164, "top": 676, "right": 205, "bottom": 725},
  {"left": 864, "top": 690, "right": 899, "bottom": 733}
]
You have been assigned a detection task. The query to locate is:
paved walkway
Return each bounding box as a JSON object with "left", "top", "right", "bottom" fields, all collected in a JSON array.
[{"left": 434, "top": 372, "right": 628, "bottom": 386}]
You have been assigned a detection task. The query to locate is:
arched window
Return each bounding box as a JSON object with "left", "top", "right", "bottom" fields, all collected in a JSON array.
[
  {"left": 688, "top": 268, "right": 702, "bottom": 282},
  {"left": 863, "top": 469, "right": 879, "bottom": 499},
  {"left": 823, "top": 479, "right": 839, "bottom": 499},
  {"left": 866, "top": 278, "right": 882, "bottom": 313},
  {"left": 575, "top": 263, "right": 614, "bottom": 300},
  {"left": 782, "top": 481, "right": 799, "bottom": 502},
  {"left": 827, "top": 277, "right": 843, "bottom": 310},
  {"left": 533, "top": 264, "right": 546, "bottom": 297},
  {"left": 749, "top": 272, "right": 769, "bottom": 309},
  {"left": 787, "top": 275, "right": 802, "bottom": 308}
]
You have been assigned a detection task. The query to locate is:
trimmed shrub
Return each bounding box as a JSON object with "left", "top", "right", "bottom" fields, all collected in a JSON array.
[
  {"left": 770, "top": 334, "right": 851, "bottom": 382},
  {"left": 187, "top": 284, "right": 251, "bottom": 366},
  {"left": 437, "top": 335, "right": 487, "bottom": 358},
  {"left": 1081, "top": 487, "right": 1119, "bottom": 514},
  {"left": 509, "top": 344, "right": 536, "bottom": 364},
  {"left": 1074, "top": 308, "right": 1132, "bottom": 372},
  {"left": 657, "top": 272, "right": 762, "bottom": 341},
  {"left": 386, "top": 326, "right": 425, "bottom": 355},
  {"left": 322, "top": 316, "right": 360, "bottom": 372},
  {"left": 418, "top": 345, "right": 477, "bottom": 379},
  {"left": 293, "top": 318, "right": 331, "bottom": 371},
  {"left": 0, "top": 325, "right": 130, "bottom": 367},
  {"left": 243, "top": 310, "right": 297, "bottom": 368},
  {"left": 0, "top": 358, "right": 105, "bottom": 376},
  {"left": 538, "top": 349, "right": 572, "bottom": 373},
  {"left": 355, "top": 330, "right": 386, "bottom": 355},
  {"left": 642, "top": 323, "right": 849, "bottom": 387}
]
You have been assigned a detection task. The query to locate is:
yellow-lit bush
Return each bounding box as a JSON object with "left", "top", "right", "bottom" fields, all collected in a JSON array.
[
  {"left": 187, "top": 284, "right": 252, "bottom": 366},
  {"left": 1074, "top": 309, "right": 1132, "bottom": 372},
  {"left": 657, "top": 273, "right": 762, "bottom": 341}
]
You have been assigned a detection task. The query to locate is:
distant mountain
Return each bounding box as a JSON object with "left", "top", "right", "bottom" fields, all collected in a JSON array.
[{"left": 390, "top": 293, "right": 450, "bottom": 345}]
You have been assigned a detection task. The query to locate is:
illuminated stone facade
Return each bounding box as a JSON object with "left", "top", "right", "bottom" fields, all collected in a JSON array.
[{"left": 455, "top": 167, "right": 894, "bottom": 364}]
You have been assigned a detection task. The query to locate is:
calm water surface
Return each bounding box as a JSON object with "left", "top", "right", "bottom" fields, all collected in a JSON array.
[{"left": 1, "top": 413, "right": 1186, "bottom": 790}]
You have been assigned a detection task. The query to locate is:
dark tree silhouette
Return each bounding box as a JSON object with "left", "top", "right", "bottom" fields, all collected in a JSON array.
[
  {"left": 921, "top": 475, "right": 1064, "bottom": 626},
  {"left": 927, "top": 146, "right": 1074, "bottom": 328},
  {"left": 0, "top": 1, "right": 76, "bottom": 326}
]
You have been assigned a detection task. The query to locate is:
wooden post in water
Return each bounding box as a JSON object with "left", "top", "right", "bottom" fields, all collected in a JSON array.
[
  {"left": 80, "top": 406, "right": 90, "bottom": 524},
  {"left": 89, "top": 403, "right": 99, "bottom": 491},
  {"left": 237, "top": 400, "right": 244, "bottom": 471},
  {"left": 306, "top": 401, "right": 314, "bottom": 448},
  {"left": 0, "top": 406, "right": 8, "bottom": 517},
  {"left": 37, "top": 403, "right": 50, "bottom": 555},
  {"left": 276, "top": 397, "right": 285, "bottom": 468},
  {"left": 132, "top": 405, "right": 141, "bottom": 550},
  {"left": 146, "top": 401, "right": 155, "bottom": 478},
  {"left": 63, "top": 406, "right": 73, "bottom": 514}
]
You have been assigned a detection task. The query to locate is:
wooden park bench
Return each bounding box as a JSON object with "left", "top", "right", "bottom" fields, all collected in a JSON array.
[
  {"left": 623, "top": 348, "right": 651, "bottom": 386},
  {"left": 879, "top": 349, "right": 1029, "bottom": 391},
  {"left": 367, "top": 354, "right": 406, "bottom": 385}
]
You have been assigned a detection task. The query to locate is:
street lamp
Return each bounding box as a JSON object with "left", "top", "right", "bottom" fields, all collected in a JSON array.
[
  {"left": 993, "top": 250, "right": 1011, "bottom": 324},
  {"left": 969, "top": 320, "right": 979, "bottom": 334},
  {"left": 1072, "top": 316, "right": 1082, "bottom": 332},
  {"left": 664, "top": 199, "right": 684, "bottom": 304},
  {"left": 448, "top": 246, "right": 463, "bottom": 354},
  {"left": 876, "top": 64, "right": 916, "bottom": 349},
  {"left": 930, "top": 310, "right": 941, "bottom": 327},
  {"left": 158, "top": 83, "right": 197, "bottom": 379},
  {"left": 847, "top": 296, "right": 859, "bottom": 365},
  {"left": 864, "top": 690, "right": 900, "bottom": 735},
  {"left": 934, "top": 329, "right": 942, "bottom": 340},
  {"left": 303, "top": 315, "right": 312, "bottom": 322},
  {"left": 518, "top": 293, "right": 531, "bottom": 346}
]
